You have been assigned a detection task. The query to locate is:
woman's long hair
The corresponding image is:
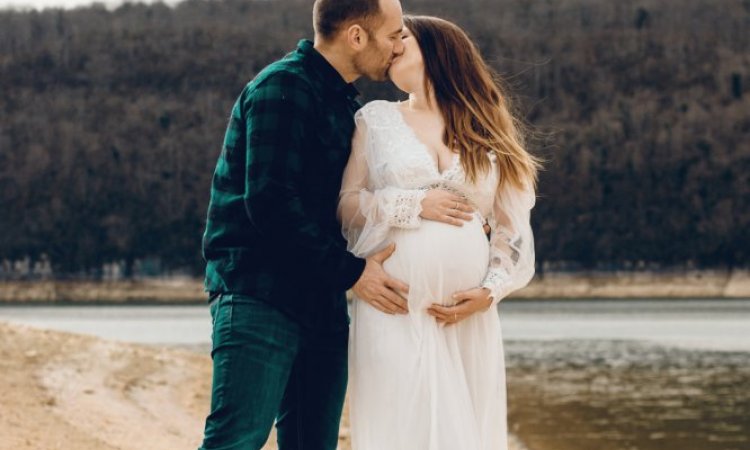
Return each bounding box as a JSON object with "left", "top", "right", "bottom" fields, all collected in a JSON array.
[{"left": 403, "top": 15, "right": 541, "bottom": 190}]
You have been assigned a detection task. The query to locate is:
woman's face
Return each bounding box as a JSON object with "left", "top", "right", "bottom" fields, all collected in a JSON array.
[{"left": 387, "top": 27, "right": 425, "bottom": 94}]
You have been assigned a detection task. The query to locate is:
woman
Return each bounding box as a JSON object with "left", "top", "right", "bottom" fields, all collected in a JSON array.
[{"left": 338, "top": 15, "right": 540, "bottom": 450}]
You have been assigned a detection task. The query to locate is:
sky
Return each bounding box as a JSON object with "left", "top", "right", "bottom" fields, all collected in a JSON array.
[{"left": 0, "top": 0, "right": 181, "bottom": 10}]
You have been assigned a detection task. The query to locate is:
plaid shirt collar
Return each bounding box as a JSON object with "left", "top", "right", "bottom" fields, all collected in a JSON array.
[{"left": 296, "top": 39, "right": 360, "bottom": 100}]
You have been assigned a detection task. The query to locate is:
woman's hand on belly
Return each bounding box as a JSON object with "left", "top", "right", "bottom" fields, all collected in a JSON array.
[
  {"left": 426, "top": 287, "right": 493, "bottom": 326},
  {"left": 420, "top": 189, "right": 475, "bottom": 227}
]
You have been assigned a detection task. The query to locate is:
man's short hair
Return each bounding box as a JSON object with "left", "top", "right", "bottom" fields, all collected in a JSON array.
[{"left": 313, "top": 0, "right": 383, "bottom": 40}]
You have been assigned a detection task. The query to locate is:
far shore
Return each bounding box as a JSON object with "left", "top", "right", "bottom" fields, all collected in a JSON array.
[{"left": 0, "top": 269, "right": 748, "bottom": 303}]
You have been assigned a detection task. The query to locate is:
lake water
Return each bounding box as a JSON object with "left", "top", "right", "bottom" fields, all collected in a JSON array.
[{"left": 1, "top": 298, "right": 748, "bottom": 351}]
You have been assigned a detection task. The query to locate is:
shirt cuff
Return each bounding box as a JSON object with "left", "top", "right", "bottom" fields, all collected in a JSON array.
[{"left": 338, "top": 252, "right": 366, "bottom": 291}]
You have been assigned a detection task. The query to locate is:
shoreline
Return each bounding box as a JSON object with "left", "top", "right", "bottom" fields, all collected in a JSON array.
[
  {"left": 515, "top": 268, "right": 750, "bottom": 299},
  {"left": 0, "top": 269, "right": 748, "bottom": 303}
]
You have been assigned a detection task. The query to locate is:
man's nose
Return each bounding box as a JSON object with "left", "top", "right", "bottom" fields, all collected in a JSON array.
[{"left": 394, "top": 40, "right": 405, "bottom": 57}]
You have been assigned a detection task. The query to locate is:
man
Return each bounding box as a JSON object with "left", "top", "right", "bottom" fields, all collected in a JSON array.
[{"left": 199, "top": 0, "right": 407, "bottom": 448}]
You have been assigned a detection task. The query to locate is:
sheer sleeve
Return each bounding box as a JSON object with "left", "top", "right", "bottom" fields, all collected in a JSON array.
[
  {"left": 481, "top": 180, "right": 536, "bottom": 304},
  {"left": 337, "top": 113, "right": 427, "bottom": 258}
]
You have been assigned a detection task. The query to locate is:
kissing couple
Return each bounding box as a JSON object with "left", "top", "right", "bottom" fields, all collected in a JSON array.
[{"left": 200, "top": 0, "right": 539, "bottom": 449}]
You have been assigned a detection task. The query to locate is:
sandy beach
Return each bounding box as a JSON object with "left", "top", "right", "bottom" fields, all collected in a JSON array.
[
  {"left": 1, "top": 322, "right": 530, "bottom": 450},
  {"left": 1, "top": 321, "right": 210, "bottom": 450}
]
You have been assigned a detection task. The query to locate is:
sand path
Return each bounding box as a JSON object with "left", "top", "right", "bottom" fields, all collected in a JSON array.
[{"left": 0, "top": 321, "right": 524, "bottom": 450}]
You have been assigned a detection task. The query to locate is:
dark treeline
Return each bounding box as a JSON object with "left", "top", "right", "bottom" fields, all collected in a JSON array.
[{"left": 0, "top": 0, "right": 748, "bottom": 276}]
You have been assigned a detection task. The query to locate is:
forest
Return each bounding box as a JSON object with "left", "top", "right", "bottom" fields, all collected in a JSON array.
[{"left": 0, "top": 0, "right": 748, "bottom": 276}]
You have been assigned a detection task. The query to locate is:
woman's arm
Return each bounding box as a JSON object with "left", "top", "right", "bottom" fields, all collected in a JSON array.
[
  {"left": 428, "top": 180, "right": 536, "bottom": 325},
  {"left": 337, "top": 113, "right": 473, "bottom": 257}
]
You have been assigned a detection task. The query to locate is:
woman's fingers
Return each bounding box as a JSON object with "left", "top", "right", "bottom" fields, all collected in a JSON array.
[
  {"left": 428, "top": 305, "right": 459, "bottom": 321},
  {"left": 428, "top": 294, "right": 485, "bottom": 325},
  {"left": 422, "top": 190, "right": 476, "bottom": 226},
  {"left": 427, "top": 308, "right": 450, "bottom": 321},
  {"left": 442, "top": 214, "right": 465, "bottom": 226},
  {"left": 429, "top": 304, "right": 450, "bottom": 315},
  {"left": 446, "top": 194, "right": 474, "bottom": 211},
  {"left": 427, "top": 306, "right": 462, "bottom": 326},
  {"left": 443, "top": 196, "right": 474, "bottom": 223},
  {"left": 446, "top": 210, "right": 474, "bottom": 221},
  {"left": 431, "top": 300, "right": 472, "bottom": 316},
  {"left": 426, "top": 306, "right": 445, "bottom": 318}
]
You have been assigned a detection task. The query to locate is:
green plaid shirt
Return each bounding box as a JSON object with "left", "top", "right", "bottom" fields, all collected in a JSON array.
[{"left": 202, "top": 40, "right": 365, "bottom": 330}]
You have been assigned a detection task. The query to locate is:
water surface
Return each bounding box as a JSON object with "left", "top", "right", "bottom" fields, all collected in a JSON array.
[{"left": 1, "top": 299, "right": 748, "bottom": 350}]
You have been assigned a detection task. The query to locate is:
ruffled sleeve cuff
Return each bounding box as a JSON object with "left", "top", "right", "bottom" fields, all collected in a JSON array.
[{"left": 385, "top": 188, "right": 426, "bottom": 229}]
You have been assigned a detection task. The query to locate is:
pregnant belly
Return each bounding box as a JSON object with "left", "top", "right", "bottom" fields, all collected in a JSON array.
[{"left": 383, "top": 214, "right": 490, "bottom": 307}]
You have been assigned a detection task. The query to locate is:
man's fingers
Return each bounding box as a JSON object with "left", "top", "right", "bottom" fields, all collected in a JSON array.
[
  {"left": 370, "top": 300, "right": 396, "bottom": 315},
  {"left": 369, "top": 295, "right": 401, "bottom": 315},
  {"left": 384, "top": 276, "right": 410, "bottom": 295},
  {"left": 366, "top": 292, "right": 406, "bottom": 315},
  {"left": 381, "top": 289, "right": 408, "bottom": 313},
  {"left": 377, "top": 296, "right": 402, "bottom": 314}
]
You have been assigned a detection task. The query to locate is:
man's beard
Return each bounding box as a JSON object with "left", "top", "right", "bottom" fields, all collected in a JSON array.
[
  {"left": 371, "top": 65, "right": 390, "bottom": 81},
  {"left": 355, "top": 48, "right": 390, "bottom": 82}
]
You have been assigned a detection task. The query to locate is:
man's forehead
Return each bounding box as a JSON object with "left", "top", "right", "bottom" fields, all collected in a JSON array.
[
  {"left": 378, "top": 0, "right": 403, "bottom": 21},
  {"left": 377, "top": 0, "right": 403, "bottom": 32},
  {"left": 388, "top": 24, "right": 404, "bottom": 35}
]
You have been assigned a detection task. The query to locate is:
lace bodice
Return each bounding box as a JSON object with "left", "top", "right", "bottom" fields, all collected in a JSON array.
[
  {"left": 338, "top": 100, "right": 536, "bottom": 304},
  {"left": 356, "top": 100, "right": 498, "bottom": 215}
]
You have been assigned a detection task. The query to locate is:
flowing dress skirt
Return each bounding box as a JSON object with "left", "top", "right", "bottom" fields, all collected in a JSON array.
[{"left": 349, "top": 214, "right": 508, "bottom": 450}]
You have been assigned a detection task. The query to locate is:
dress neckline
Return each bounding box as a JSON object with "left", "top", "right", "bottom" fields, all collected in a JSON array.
[{"left": 391, "top": 102, "right": 460, "bottom": 177}]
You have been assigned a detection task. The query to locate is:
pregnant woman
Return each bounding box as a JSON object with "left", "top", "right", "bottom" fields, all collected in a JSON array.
[{"left": 338, "top": 15, "right": 540, "bottom": 450}]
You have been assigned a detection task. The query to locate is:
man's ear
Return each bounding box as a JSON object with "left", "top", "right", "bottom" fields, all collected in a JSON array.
[{"left": 346, "top": 24, "right": 369, "bottom": 50}]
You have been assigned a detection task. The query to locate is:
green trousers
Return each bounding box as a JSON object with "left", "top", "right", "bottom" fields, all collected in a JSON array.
[{"left": 199, "top": 294, "right": 348, "bottom": 450}]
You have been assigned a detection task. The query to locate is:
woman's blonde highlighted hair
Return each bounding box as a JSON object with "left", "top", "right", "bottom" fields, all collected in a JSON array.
[{"left": 403, "top": 15, "right": 541, "bottom": 190}]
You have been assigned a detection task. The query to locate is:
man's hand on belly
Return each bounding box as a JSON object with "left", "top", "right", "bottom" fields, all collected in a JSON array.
[{"left": 352, "top": 243, "right": 410, "bottom": 315}]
